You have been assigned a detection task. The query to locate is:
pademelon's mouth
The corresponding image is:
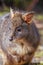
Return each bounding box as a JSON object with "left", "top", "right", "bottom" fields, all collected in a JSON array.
[{"left": 8, "top": 42, "right": 34, "bottom": 64}]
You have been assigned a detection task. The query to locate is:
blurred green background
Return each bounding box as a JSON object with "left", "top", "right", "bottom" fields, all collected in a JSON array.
[{"left": 0, "top": 0, "right": 43, "bottom": 13}]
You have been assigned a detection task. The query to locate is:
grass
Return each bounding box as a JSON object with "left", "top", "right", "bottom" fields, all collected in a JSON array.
[
  {"left": 0, "top": 11, "right": 8, "bottom": 16},
  {"left": 35, "top": 51, "right": 43, "bottom": 57},
  {"left": 0, "top": 7, "right": 9, "bottom": 16},
  {"left": 35, "top": 14, "right": 43, "bottom": 20}
]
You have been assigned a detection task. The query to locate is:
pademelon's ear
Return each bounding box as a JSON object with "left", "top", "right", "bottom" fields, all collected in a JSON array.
[
  {"left": 10, "top": 8, "right": 14, "bottom": 19},
  {"left": 22, "top": 12, "right": 34, "bottom": 24}
]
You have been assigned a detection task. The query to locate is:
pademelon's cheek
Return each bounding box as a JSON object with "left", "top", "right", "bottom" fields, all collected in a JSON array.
[
  {"left": 2, "top": 21, "right": 13, "bottom": 50},
  {"left": 14, "top": 28, "right": 29, "bottom": 40}
]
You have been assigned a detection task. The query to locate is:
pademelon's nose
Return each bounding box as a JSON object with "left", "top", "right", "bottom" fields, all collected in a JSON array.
[{"left": 9, "top": 37, "right": 13, "bottom": 41}]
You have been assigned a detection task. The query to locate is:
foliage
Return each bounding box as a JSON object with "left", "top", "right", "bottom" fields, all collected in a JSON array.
[{"left": 4, "top": 0, "right": 32, "bottom": 10}]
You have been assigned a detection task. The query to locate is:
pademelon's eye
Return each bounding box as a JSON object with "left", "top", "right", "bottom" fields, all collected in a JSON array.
[{"left": 16, "top": 27, "right": 22, "bottom": 32}]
